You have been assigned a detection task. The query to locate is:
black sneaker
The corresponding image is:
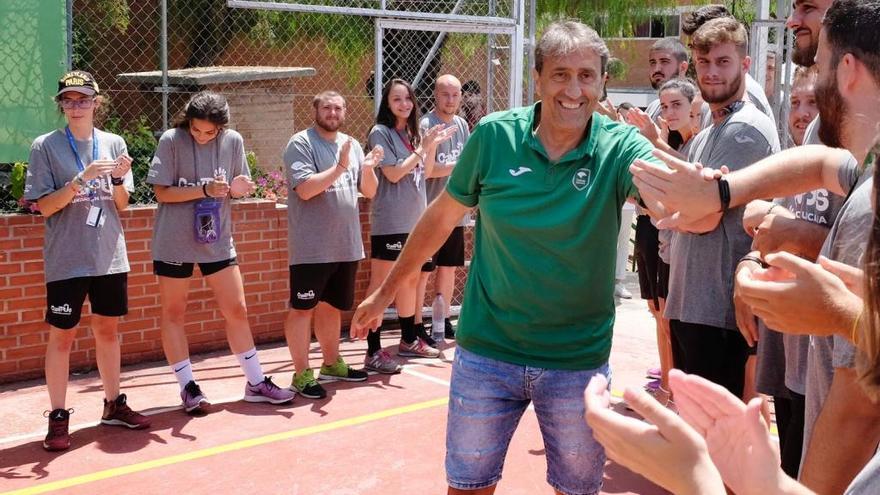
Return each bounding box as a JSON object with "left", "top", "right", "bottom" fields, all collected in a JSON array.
[
  {"left": 43, "top": 408, "right": 73, "bottom": 451},
  {"left": 415, "top": 323, "right": 438, "bottom": 348},
  {"left": 444, "top": 318, "right": 456, "bottom": 339}
]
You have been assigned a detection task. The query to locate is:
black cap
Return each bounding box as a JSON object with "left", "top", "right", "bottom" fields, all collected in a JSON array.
[{"left": 57, "top": 70, "right": 99, "bottom": 97}]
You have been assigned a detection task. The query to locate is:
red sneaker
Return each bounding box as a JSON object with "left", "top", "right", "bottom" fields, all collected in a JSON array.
[
  {"left": 43, "top": 408, "right": 73, "bottom": 451},
  {"left": 101, "top": 394, "right": 151, "bottom": 429}
]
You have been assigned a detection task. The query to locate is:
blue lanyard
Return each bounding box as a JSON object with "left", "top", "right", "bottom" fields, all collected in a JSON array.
[{"left": 64, "top": 126, "right": 98, "bottom": 172}]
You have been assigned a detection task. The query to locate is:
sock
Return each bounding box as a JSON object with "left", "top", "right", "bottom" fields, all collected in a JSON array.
[
  {"left": 400, "top": 315, "right": 416, "bottom": 344},
  {"left": 235, "top": 347, "right": 264, "bottom": 385},
  {"left": 367, "top": 325, "right": 382, "bottom": 357},
  {"left": 170, "top": 359, "right": 195, "bottom": 390}
]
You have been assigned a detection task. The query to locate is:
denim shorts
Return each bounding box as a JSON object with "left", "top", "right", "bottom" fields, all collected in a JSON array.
[{"left": 446, "top": 347, "right": 610, "bottom": 495}]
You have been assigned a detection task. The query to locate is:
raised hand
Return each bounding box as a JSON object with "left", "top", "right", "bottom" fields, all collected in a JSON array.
[
  {"left": 206, "top": 175, "right": 230, "bottom": 198},
  {"left": 627, "top": 108, "right": 662, "bottom": 143},
  {"left": 111, "top": 154, "right": 133, "bottom": 179},
  {"left": 230, "top": 174, "right": 256, "bottom": 197},
  {"left": 337, "top": 138, "right": 353, "bottom": 170},
  {"left": 83, "top": 159, "right": 117, "bottom": 180},
  {"left": 422, "top": 124, "right": 457, "bottom": 150},
  {"left": 736, "top": 251, "right": 862, "bottom": 336},
  {"left": 364, "top": 144, "right": 384, "bottom": 169},
  {"left": 584, "top": 375, "right": 726, "bottom": 495}
]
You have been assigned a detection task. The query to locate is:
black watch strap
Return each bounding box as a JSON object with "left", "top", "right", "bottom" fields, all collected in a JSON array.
[
  {"left": 717, "top": 177, "right": 731, "bottom": 212},
  {"left": 111, "top": 176, "right": 124, "bottom": 186}
]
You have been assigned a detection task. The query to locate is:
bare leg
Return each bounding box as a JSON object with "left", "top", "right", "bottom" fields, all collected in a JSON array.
[
  {"left": 91, "top": 314, "right": 121, "bottom": 401},
  {"left": 45, "top": 327, "right": 77, "bottom": 410},
  {"left": 284, "top": 308, "right": 314, "bottom": 372},
  {"left": 414, "top": 271, "right": 431, "bottom": 324},
  {"left": 313, "top": 302, "right": 341, "bottom": 366},
  {"left": 158, "top": 276, "right": 192, "bottom": 364},
  {"left": 204, "top": 265, "right": 255, "bottom": 354}
]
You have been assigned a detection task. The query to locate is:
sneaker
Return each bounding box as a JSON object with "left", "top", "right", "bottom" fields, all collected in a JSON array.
[
  {"left": 645, "top": 379, "right": 661, "bottom": 391},
  {"left": 245, "top": 376, "right": 295, "bottom": 404},
  {"left": 181, "top": 380, "right": 210, "bottom": 414},
  {"left": 319, "top": 357, "right": 368, "bottom": 382},
  {"left": 290, "top": 369, "right": 326, "bottom": 399},
  {"left": 364, "top": 350, "right": 402, "bottom": 374},
  {"left": 444, "top": 318, "right": 456, "bottom": 339},
  {"left": 415, "top": 323, "right": 438, "bottom": 348},
  {"left": 646, "top": 367, "right": 662, "bottom": 380},
  {"left": 43, "top": 408, "right": 73, "bottom": 451},
  {"left": 398, "top": 338, "right": 441, "bottom": 358},
  {"left": 614, "top": 283, "right": 633, "bottom": 299},
  {"left": 101, "top": 394, "right": 151, "bottom": 429}
]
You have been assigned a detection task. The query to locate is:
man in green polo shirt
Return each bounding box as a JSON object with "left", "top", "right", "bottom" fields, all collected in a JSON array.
[{"left": 352, "top": 21, "right": 660, "bottom": 495}]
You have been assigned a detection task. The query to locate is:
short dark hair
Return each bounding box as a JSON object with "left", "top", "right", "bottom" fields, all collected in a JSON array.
[
  {"left": 682, "top": 4, "right": 731, "bottom": 36},
  {"left": 823, "top": 0, "right": 880, "bottom": 84},
  {"left": 650, "top": 38, "right": 689, "bottom": 64},
  {"left": 535, "top": 20, "right": 609, "bottom": 74},
  {"left": 176, "top": 91, "right": 230, "bottom": 129}
]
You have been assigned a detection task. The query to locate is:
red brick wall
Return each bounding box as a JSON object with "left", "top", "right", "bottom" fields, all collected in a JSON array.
[{"left": 0, "top": 199, "right": 377, "bottom": 384}]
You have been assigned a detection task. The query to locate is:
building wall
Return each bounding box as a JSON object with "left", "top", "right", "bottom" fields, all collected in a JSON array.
[{"left": 0, "top": 200, "right": 469, "bottom": 385}]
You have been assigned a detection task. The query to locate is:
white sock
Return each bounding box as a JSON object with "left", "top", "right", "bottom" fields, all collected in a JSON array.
[
  {"left": 235, "top": 348, "right": 264, "bottom": 385},
  {"left": 171, "top": 359, "right": 195, "bottom": 390}
]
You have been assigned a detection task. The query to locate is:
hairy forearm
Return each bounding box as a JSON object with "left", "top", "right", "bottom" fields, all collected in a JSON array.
[
  {"left": 729, "top": 146, "right": 851, "bottom": 209},
  {"left": 153, "top": 184, "right": 209, "bottom": 203},
  {"left": 800, "top": 369, "right": 880, "bottom": 494}
]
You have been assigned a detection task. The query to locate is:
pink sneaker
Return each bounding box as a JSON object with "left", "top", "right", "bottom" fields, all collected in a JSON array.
[
  {"left": 364, "top": 350, "right": 402, "bottom": 374},
  {"left": 244, "top": 377, "right": 295, "bottom": 404},
  {"left": 398, "top": 338, "right": 441, "bottom": 358}
]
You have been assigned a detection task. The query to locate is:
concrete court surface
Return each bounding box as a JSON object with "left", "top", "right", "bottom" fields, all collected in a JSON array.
[{"left": 0, "top": 274, "right": 671, "bottom": 495}]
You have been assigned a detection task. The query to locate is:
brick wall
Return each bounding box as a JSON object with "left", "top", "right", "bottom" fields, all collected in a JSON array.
[{"left": 0, "top": 199, "right": 390, "bottom": 385}]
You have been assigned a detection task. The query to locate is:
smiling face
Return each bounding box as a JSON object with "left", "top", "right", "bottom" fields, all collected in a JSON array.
[
  {"left": 435, "top": 76, "right": 463, "bottom": 119},
  {"left": 533, "top": 47, "right": 605, "bottom": 134},
  {"left": 387, "top": 83, "right": 414, "bottom": 127},
  {"left": 786, "top": 0, "right": 833, "bottom": 67},
  {"left": 659, "top": 88, "right": 693, "bottom": 132},
  {"left": 189, "top": 118, "right": 220, "bottom": 145},
  {"left": 694, "top": 42, "right": 749, "bottom": 106}
]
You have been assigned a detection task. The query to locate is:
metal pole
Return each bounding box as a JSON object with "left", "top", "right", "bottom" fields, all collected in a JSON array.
[
  {"left": 526, "top": 0, "right": 536, "bottom": 104},
  {"left": 161, "top": 0, "right": 169, "bottom": 130},
  {"left": 486, "top": 0, "right": 496, "bottom": 113},
  {"left": 509, "top": 0, "right": 525, "bottom": 108},
  {"left": 412, "top": 0, "right": 466, "bottom": 89},
  {"left": 778, "top": 0, "right": 792, "bottom": 146},
  {"left": 374, "top": 22, "right": 383, "bottom": 116},
  {"left": 66, "top": 0, "right": 73, "bottom": 69}
]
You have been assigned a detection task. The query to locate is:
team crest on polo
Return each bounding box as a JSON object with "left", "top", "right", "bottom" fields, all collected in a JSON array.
[{"left": 572, "top": 168, "right": 591, "bottom": 191}]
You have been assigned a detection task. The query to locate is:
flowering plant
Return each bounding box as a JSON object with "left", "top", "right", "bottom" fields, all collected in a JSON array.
[{"left": 247, "top": 152, "right": 288, "bottom": 202}]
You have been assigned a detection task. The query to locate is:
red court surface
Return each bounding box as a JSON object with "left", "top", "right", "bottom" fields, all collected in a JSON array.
[{"left": 0, "top": 277, "right": 672, "bottom": 495}]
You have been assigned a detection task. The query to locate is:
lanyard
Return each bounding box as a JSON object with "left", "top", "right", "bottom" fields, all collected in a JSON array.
[
  {"left": 395, "top": 128, "right": 415, "bottom": 153},
  {"left": 65, "top": 126, "right": 97, "bottom": 172}
]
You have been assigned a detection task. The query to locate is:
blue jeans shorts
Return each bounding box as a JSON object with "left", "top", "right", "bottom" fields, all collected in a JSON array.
[{"left": 446, "top": 346, "right": 610, "bottom": 495}]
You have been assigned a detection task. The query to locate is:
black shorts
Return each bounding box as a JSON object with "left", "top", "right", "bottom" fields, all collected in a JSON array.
[
  {"left": 45, "top": 273, "right": 128, "bottom": 330},
  {"left": 669, "top": 320, "right": 750, "bottom": 397},
  {"left": 153, "top": 258, "right": 238, "bottom": 278},
  {"left": 371, "top": 233, "right": 434, "bottom": 271},
  {"left": 634, "top": 215, "right": 669, "bottom": 309},
  {"left": 435, "top": 226, "right": 466, "bottom": 267},
  {"left": 289, "top": 261, "right": 359, "bottom": 310}
]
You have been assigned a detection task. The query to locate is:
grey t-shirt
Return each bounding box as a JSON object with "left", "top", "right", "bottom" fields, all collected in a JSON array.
[
  {"left": 802, "top": 162, "right": 872, "bottom": 461},
  {"left": 147, "top": 128, "right": 250, "bottom": 263},
  {"left": 781, "top": 116, "right": 855, "bottom": 395},
  {"left": 419, "top": 112, "right": 471, "bottom": 226},
  {"left": 665, "top": 103, "right": 780, "bottom": 329},
  {"left": 645, "top": 98, "right": 662, "bottom": 122},
  {"left": 366, "top": 124, "right": 427, "bottom": 236},
  {"left": 24, "top": 128, "right": 134, "bottom": 283},
  {"left": 284, "top": 127, "right": 366, "bottom": 265},
  {"left": 846, "top": 447, "right": 880, "bottom": 494}
]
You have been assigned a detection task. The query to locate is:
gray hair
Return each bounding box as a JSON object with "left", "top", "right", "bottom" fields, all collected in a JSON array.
[{"left": 535, "top": 20, "right": 609, "bottom": 74}]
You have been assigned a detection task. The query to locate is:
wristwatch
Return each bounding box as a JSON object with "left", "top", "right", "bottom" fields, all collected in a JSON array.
[
  {"left": 69, "top": 172, "right": 84, "bottom": 192},
  {"left": 111, "top": 176, "right": 124, "bottom": 186}
]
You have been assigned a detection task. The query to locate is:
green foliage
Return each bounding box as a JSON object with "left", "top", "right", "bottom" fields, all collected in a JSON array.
[
  {"left": 10, "top": 162, "right": 27, "bottom": 199},
  {"left": 537, "top": 0, "right": 680, "bottom": 37},
  {"left": 0, "top": 162, "right": 38, "bottom": 213},
  {"left": 103, "top": 116, "right": 157, "bottom": 204}
]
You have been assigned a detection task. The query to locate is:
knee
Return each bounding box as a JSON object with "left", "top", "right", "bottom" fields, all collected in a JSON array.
[
  {"left": 162, "top": 302, "right": 187, "bottom": 326},
  {"left": 91, "top": 318, "right": 119, "bottom": 344},
  {"left": 225, "top": 300, "right": 249, "bottom": 322},
  {"left": 48, "top": 329, "right": 76, "bottom": 353}
]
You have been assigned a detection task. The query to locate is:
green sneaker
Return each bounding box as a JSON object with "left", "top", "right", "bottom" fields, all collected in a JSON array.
[
  {"left": 319, "top": 357, "right": 369, "bottom": 382},
  {"left": 290, "top": 369, "right": 326, "bottom": 399}
]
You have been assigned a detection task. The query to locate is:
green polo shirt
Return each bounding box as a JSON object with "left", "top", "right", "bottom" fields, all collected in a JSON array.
[{"left": 446, "top": 103, "right": 658, "bottom": 370}]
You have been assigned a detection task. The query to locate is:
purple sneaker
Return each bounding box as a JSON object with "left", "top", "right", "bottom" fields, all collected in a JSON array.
[
  {"left": 244, "top": 376, "right": 295, "bottom": 404},
  {"left": 181, "top": 380, "right": 210, "bottom": 414},
  {"left": 646, "top": 367, "right": 662, "bottom": 380}
]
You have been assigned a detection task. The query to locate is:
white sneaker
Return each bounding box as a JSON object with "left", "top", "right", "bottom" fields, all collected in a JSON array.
[{"left": 614, "top": 283, "right": 632, "bottom": 299}]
